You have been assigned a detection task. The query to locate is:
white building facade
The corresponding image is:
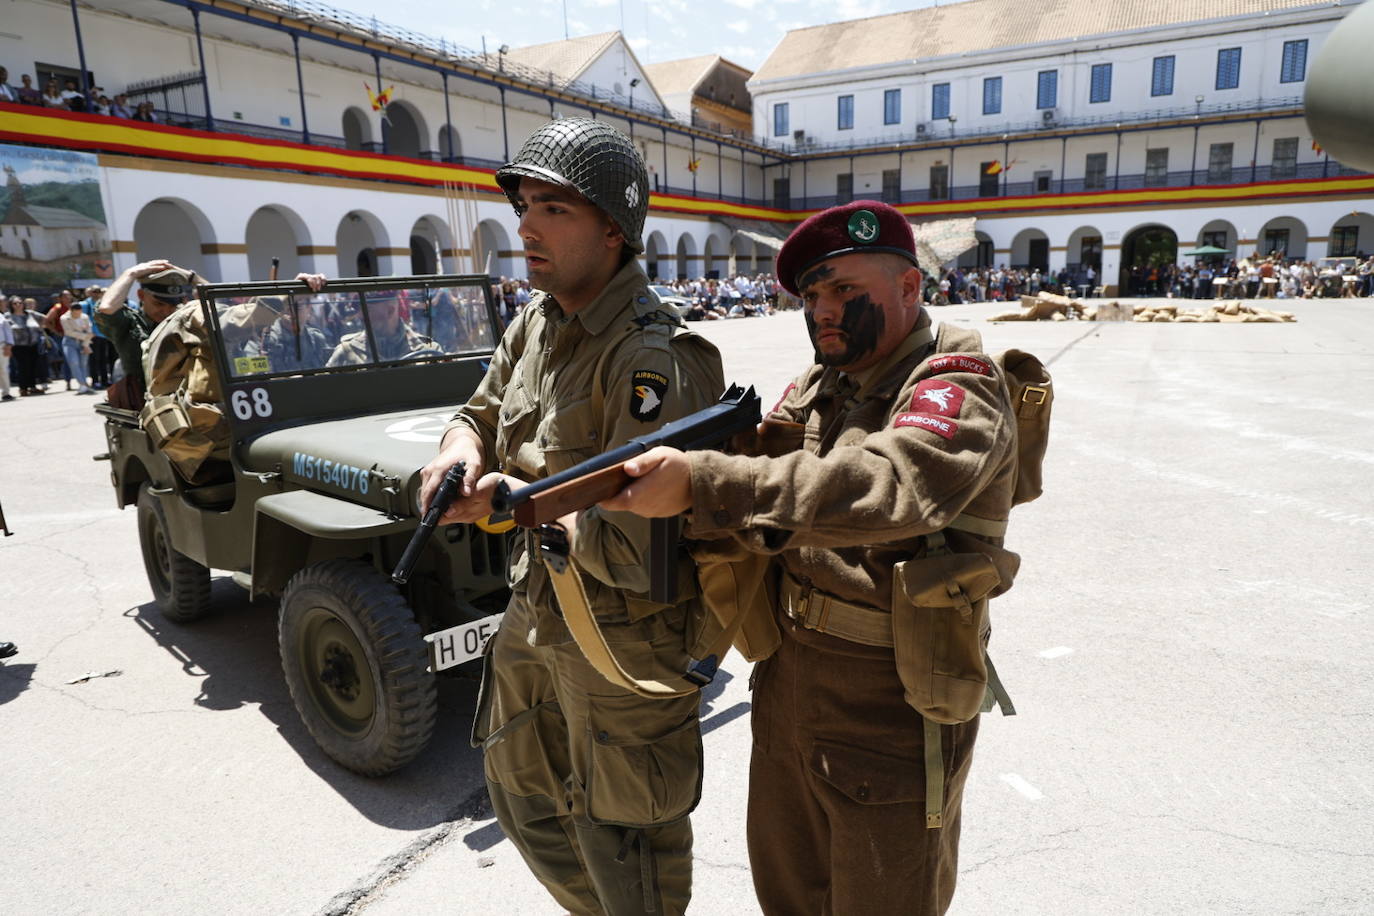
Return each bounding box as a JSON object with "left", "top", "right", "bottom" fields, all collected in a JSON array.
[
  {"left": 0, "top": 0, "right": 1370, "bottom": 294},
  {"left": 749, "top": 0, "right": 1372, "bottom": 290}
]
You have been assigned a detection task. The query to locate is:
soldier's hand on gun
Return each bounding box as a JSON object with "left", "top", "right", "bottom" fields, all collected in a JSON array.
[
  {"left": 419, "top": 430, "right": 485, "bottom": 524},
  {"left": 599, "top": 446, "right": 692, "bottom": 517}
]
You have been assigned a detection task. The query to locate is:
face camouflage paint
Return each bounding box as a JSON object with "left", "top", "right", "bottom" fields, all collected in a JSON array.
[
  {"left": 797, "top": 263, "right": 834, "bottom": 293},
  {"left": 807, "top": 292, "right": 886, "bottom": 368}
]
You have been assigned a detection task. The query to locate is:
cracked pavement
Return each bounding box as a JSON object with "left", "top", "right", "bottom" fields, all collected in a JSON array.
[{"left": 3, "top": 302, "right": 1371, "bottom": 914}]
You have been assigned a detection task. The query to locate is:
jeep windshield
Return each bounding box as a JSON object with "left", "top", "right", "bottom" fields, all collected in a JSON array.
[
  {"left": 205, "top": 277, "right": 499, "bottom": 380},
  {"left": 199, "top": 274, "right": 502, "bottom": 437}
]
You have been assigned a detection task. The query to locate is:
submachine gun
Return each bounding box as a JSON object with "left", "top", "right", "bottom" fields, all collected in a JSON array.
[{"left": 491, "top": 384, "right": 762, "bottom": 604}]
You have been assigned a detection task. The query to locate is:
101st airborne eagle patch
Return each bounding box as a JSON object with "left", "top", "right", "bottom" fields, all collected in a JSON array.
[{"left": 631, "top": 369, "right": 669, "bottom": 421}]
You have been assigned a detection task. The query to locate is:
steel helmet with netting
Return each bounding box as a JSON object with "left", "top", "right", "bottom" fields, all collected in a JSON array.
[{"left": 495, "top": 118, "right": 650, "bottom": 253}]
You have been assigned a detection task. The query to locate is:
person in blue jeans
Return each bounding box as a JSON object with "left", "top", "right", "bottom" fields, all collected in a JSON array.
[{"left": 59, "top": 300, "right": 94, "bottom": 394}]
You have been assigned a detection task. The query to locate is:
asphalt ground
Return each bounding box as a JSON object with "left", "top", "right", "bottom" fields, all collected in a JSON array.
[{"left": 2, "top": 296, "right": 1371, "bottom": 915}]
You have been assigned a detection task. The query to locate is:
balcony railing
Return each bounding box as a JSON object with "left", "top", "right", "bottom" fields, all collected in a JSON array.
[
  {"left": 244, "top": 0, "right": 700, "bottom": 129},
  {"left": 766, "top": 95, "right": 1308, "bottom": 154},
  {"left": 60, "top": 101, "right": 1367, "bottom": 212}
]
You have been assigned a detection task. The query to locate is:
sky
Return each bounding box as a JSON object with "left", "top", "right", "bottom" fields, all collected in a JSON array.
[{"left": 332, "top": 0, "right": 940, "bottom": 72}]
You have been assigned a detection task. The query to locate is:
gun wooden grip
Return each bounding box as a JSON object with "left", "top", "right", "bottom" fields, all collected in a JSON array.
[{"left": 513, "top": 462, "right": 632, "bottom": 527}]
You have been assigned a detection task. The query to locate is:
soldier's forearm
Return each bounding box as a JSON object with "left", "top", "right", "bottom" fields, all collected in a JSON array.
[{"left": 99, "top": 271, "right": 138, "bottom": 314}]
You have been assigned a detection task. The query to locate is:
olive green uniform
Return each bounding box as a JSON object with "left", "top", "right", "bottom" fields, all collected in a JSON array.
[
  {"left": 687, "top": 314, "right": 1018, "bottom": 915},
  {"left": 243, "top": 318, "right": 332, "bottom": 373},
  {"left": 94, "top": 305, "right": 155, "bottom": 390},
  {"left": 326, "top": 323, "right": 432, "bottom": 367},
  {"left": 445, "top": 262, "right": 725, "bottom": 916}
]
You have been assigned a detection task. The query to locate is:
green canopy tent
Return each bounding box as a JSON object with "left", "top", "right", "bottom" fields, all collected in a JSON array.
[{"left": 1179, "top": 245, "right": 1231, "bottom": 256}]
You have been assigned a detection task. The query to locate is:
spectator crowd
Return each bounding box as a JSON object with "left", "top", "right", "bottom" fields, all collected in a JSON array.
[
  {"left": 5, "top": 251, "right": 1370, "bottom": 403},
  {"left": 0, "top": 66, "right": 157, "bottom": 121},
  {"left": 1121, "top": 252, "right": 1374, "bottom": 300},
  {"left": 2, "top": 286, "right": 116, "bottom": 400}
]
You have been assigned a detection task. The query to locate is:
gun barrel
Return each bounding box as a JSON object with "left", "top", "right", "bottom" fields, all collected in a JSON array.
[
  {"left": 392, "top": 462, "right": 465, "bottom": 584},
  {"left": 490, "top": 384, "right": 760, "bottom": 528}
]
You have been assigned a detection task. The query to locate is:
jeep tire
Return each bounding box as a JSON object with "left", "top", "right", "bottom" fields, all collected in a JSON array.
[
  {"left": 137, "top": 484, "right": 213, "bottom": 623},
  {"left": 279, "top": 559, "right": 436, "bottom": 776}
]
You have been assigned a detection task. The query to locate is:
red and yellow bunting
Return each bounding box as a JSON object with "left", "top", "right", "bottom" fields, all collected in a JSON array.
[{"left": 2, "top": 103, "right": 1369, "bottom": 225}]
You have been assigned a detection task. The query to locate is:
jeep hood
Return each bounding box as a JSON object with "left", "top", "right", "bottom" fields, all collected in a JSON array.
[{"left": 241, "top": 407, "right": 462, "bottom": 516}]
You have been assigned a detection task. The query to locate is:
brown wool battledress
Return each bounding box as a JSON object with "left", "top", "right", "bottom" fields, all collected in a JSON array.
[{"left": 688, "top": 306, "right": 1018, "bottom": 915}]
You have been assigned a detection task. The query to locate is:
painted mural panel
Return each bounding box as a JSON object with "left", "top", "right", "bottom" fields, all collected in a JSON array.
[{"left": 0, "top": 142, "right": 112, "bottom": 287}]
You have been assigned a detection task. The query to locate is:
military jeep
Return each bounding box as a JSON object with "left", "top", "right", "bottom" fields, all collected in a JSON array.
[{"left": 97, "top": 274, "right": 511, "bottom": 776}]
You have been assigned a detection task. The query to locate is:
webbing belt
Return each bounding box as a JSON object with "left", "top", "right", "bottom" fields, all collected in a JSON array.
[{"left": 779, "top": 571, "right": 893, "bottom": 648}]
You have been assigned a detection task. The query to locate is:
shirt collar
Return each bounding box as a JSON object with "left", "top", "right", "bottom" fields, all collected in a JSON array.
[{"left": 537, "top": 260, "right": 649, "bottom": 337}]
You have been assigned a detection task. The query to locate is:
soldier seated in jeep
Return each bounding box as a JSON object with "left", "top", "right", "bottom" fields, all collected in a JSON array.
[
  {"left": 326, "top": 291, "right": 437, "bottom": 367},
  {"left": 240, "top": 294, "right": 332, "bottom": 373}
]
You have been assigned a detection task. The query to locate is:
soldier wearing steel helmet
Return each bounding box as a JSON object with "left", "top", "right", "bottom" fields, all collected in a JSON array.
[{"left": 418, "top": 118, "right": 725, "bottom": 915}]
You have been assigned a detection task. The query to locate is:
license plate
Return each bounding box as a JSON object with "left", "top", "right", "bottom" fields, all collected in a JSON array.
[{"left": 425, "top": 613, "right": 504, "bottom": 672}]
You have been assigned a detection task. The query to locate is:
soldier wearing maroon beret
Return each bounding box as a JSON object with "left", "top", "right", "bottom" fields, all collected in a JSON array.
[{"left": 602, "top": 200, "right": 1021, "bottom": 915}]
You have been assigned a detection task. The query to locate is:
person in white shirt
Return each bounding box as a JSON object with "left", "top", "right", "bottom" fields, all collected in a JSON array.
[
  {"left": 60, "top": 301, "right": 95, "bottom": 394},
  {"left": 0, "top": 68, "right": 16, "bottom": 103}
]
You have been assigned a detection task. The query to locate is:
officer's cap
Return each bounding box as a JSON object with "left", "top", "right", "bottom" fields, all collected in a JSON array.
[
  {"left": 140, "top": 267, "right": 196, "bottom": 301},
  {"left": 775, "top": 200, "right": 920, "bottom": 296}
]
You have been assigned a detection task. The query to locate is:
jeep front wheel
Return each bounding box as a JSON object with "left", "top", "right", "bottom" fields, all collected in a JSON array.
[
  {"left": 278, "top": 559, "right": 436, "bottom": 776},
  {"left": 137, "top": 485, "right": 213, "bottom": 622}
]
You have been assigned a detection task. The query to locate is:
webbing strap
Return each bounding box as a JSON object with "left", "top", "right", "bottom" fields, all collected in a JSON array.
[
  {"left": 945, "top": 512, "right": 1009, "bottom": 538},
  {"left": 985, "top": 653, "right": 1017, "bottom": 717},
  {"left": 923, "top": 716, "right": 944, "bottom": 829},
  {"left": 544, "top": 549, "right": 701, "bottom": 698}
]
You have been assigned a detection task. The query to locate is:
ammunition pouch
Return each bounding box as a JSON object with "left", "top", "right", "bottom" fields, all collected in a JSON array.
[{"left": 892, "top": 543, "right": 1001, "bottom": 725}]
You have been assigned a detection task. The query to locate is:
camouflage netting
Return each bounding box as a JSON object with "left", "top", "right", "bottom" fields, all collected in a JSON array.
[
  {"left": 988, "top": 291, "right": 1297, "bottom": 323},
  {"left": 496, "top": 118, "right": 650, "bottom": 252}
]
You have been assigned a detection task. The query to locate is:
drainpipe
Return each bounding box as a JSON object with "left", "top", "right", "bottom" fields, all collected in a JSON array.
[
  {"left": 68, "top": 0, "right": 90, "bottom": 101},
  {"left": 191, "top": 7, "right": 214, "bottom": 130},
  {"left": 292, "top": 34, "right": 310, "bottom": 144}
]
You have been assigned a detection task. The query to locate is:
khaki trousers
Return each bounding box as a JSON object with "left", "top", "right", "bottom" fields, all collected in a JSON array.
[
  {"left": 474, "top": 593, "right": 701, "bottom": 915},
  {"left": 748, "top": 616, "right": 979, "bottom": 916}
]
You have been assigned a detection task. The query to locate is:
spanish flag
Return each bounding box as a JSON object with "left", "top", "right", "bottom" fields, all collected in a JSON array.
[
  {"left": 365, "top": 82, "right": 395, "bottom": 112},
  {"left": 687, "top": 157, "right": 702, "bottom": 173},
  {"left": 1311, "top": 139, "right": 1324, "bottom": 155},
  {"left": 984, "top": 160, "right": 1003, "bottom": 175}
]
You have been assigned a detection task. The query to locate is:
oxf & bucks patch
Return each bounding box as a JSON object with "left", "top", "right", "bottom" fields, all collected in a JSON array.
[{"left": 631, "top": 369, "right": 669, "bottom": 422}]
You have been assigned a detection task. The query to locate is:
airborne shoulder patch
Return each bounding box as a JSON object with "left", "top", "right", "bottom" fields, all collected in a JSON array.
[
  {"left": 630, "top": 369, "right": 669, "bottom": 422},
  {"left": 928, "top": 354, "right": 992, "bottom": 377},
  {"left": 894, "top": 412, "right": 958, "bottom": 440}
]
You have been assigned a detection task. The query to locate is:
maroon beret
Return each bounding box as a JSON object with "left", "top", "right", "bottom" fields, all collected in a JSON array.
[{"left": 775, "top": 200, "right": 919, "bottom": 296}]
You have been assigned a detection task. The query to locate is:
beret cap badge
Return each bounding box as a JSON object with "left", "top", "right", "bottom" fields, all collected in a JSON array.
[{"left": 847, "top": 209, "right": 880, "bottom": 244}]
